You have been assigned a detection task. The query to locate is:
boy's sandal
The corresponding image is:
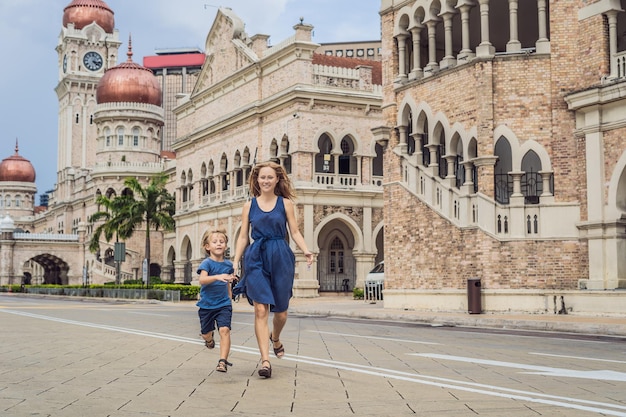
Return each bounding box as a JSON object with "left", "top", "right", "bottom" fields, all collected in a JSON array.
[
  {"left": 258, "top": 359, "right": 272, "bottom": 378},
  {"left": 216, "top": 359, "right": 232, "bottom": 373},
  {"left": 270, "top": 333, "right": 285, "bottom": 359},
  {"left": 202, "top": 332, "right": 215, "bottom": 349}
]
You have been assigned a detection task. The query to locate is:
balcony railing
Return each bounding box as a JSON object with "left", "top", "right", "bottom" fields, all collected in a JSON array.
[
  {"left": 14, "top": 233, "right": 79, "bottom": 242},
  {"left": 315, "top": 173, "right": 359, "bottom": 187}
]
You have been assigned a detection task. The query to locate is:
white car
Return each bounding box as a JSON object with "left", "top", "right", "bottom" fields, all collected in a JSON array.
[{"left": 366, "top": 261, "right": 384, "bottom": 282}]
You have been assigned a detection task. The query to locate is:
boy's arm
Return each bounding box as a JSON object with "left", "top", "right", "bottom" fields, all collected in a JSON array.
[{"left": 199, "top": 271, "right": 232, "bottom": 285}]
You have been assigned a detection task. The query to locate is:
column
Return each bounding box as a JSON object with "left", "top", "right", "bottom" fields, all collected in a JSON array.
[
  {"left": 395, "top": 33, "right": 409, "bottom": 82},
  {"left": 292, "top": 203, "right": 320, "bottom": 297},
  {"left": 440, "top": 11, "right": 457, "bottom": 68},
  {"left": 426, "top": 143, "right": 440, "bottom": 170},
  {"left": 397, "top": 125, "right": 408, "bottom": 154},
  {"left": 445, "top": 155, "right": 457, "bottom": 186},
  {"left": 506, "top": 0, "right": 521, "bottom": 52},
  {"left": 411, "top": 132, "right": 423, "bottom": 161},
  {"left": 424, "top": 19, "right": 440, "bottom": 75},
  {"left": 457, "top": 1, "right": 476, "bottom": 61},
  {"left": 509, "top": 171, "right": 524, "bottom": 197},
  {"left": 476, "top": 0, "right": 495, "bottom": 57},
  {"left": 409, "top": 26, "right": 423, "bottom": 80},
  {"left": 462, "top": 161, "right": 475, "bottom": 192},
  {"left": 535, "top": 0, "right": 550, "bottom": 53},
  {"left": 538, "top": 171, "right": 553, "bottom": 197},
  {"left": 607, "top": 11, "right": 619, "bottom": 78}
]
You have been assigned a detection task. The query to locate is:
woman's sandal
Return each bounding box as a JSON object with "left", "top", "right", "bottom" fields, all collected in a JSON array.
[
  {"left": 202, "top": 332, "right": 215, "bottom": 349},
  {"left": 258, "top": 359, "right": 272, "bottom": 378},
  {"left": 270, "top": 333, "right": 285, "bottom": 359},
  {"left": 216, "top": 359, "right": 232, "bottom": 373}
]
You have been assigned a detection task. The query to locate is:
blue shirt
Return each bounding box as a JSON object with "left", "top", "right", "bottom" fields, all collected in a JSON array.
[{"left": 196, "top": 257, "right": 233, "bottom": 310}]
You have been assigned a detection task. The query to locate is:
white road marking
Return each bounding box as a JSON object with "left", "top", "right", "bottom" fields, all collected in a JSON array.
[
  {"left": 414, "top": 353, "right": 626, "bottom": 382},
  {"left": 3, "top": 309, "right": 626, "bottom": 416},
  {"left": 529, "top": 351, "right": 626, "bottom": 364},
  {"left": 309, "top": 330, "right": 440, "bottom": 345}
]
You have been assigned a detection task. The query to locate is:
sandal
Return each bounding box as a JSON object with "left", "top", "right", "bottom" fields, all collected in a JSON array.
[
  {"left": 258, "top": 359, "right": 272, "bottom": 378},
  {"left": 216, "top": 359, "right": 232, "bottom": 373},
  {"left": 202, "top": 332, "right": 215, "bottom": 349},
  {"left": 270, "top": 333, "right": 285, "bottom": 359}
]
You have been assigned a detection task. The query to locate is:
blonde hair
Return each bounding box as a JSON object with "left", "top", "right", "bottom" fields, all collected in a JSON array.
[
  {"left": 248, "top": 161, "right": 295, "bottom": 199},
  {"left": 202, "top": 229, "right": 229, "bottom": 255}
]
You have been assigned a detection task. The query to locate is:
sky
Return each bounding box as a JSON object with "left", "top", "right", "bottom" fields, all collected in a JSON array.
[{"left": 0, "top": 0, "right": 381, "bottom": 202}]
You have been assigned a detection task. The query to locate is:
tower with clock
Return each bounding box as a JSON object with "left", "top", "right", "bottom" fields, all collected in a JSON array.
[{"left": 55, "top": 0, "right": 121, "bottom": 193}]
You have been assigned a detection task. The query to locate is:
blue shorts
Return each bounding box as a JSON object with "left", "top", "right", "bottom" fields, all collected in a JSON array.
[{"left": 198, "top": 305, "right": 232, "bottom": 334}]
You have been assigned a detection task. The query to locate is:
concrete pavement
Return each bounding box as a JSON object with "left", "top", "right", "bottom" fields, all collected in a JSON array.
[
  {"left": 234, "top": 293, "right": 626, "bottom": 338},
  {"left": 3, "top": 293, "right": 626, "bottom": 417}
]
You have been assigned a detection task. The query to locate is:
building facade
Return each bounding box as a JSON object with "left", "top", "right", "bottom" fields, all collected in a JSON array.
[
  {"left": 377, "top": 0, "right": 626, "bottom": 313},
  {"left": 167, "top": 8, "right": 384, "bottom": 295}
]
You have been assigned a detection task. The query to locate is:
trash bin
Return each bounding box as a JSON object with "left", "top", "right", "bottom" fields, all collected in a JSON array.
[{"left": 467, "top": 278, "right": 481, "bottom": 314}]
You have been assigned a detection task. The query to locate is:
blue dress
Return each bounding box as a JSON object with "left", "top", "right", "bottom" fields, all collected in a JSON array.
[{"left": 234, "top": 196, "right": 296, "bottom": 312}]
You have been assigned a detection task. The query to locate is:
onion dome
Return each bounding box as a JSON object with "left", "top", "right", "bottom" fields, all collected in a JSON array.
[
  {"left": 96, "top": 38, "right": 162, "bottom": 106},
  {"left": 63, "top": 0, "right": 115, "bottom": 34},
  {"left": 0, "top": 141, "right": 36, "bottom": 183}
]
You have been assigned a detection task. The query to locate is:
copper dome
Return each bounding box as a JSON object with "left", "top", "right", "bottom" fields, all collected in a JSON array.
[
  {"left": 63, "top": 0, "right": 114, "bottom": 34},
  {"left": 96, "top": 40, "right": 162, "bottom": 106},
  {"left": 0, "top": 142, "right": 36, "bottom": 183}
]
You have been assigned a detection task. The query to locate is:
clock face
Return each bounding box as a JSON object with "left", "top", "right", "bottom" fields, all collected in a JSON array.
[
  {"left": 63, "top": 55, "right": 67, "bottom": 73},
  {"left": 83, "top": 51, "right": 103, "bottom": 71}
]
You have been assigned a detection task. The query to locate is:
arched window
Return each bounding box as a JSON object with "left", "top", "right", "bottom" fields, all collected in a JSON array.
[
  {"left": 132, "top": 127, "right": 140, "bottom": 146},
  {"left": 521, "top": 150, "right": 542, "bottom": 204},
  {"left": 329, "top": 236, "right": 344, "bottom": 274},
  {"left": 270, "top": 139, "right": 279, "bottom": 163},
  {"left": 494, "top": 137, "right": 513, "bottom": 204},
  {"left": 407, "top": 112, "right": 415, "bottom": 155},
  {"left": 181, "top": 172, "right": 188, "bottom": 202},
  {"left": 373, "top": 143, "right": 384, "bottom": 177},
  {"left": 281, "top": 137, "right": 292, "bottom": 174},
  {"left": 117, "top": 127, "right": 124, "bottom": 146},
  {"left": 421, "top": 120, "right": 430, "bottom": 166},
  {"left": 338, "top": 136, "right": 357, "bottom": 175},
  {"left": 315, "top": 134, "right": 334, "bottom": 173},
  {"left": 104, "top": 127, "right": 111, "bottom": 147},
  {"left": 187, "top": 169, "right": 194, "bottom": 202},
  {"left": 453, "top": 136, "right": 464, "bottom": 188},
  {"left": 201, "top": 163, "right": 209, "bottom": 196},
  {"left": 220, "top": 154, "right": 229, "bottom": 192}
]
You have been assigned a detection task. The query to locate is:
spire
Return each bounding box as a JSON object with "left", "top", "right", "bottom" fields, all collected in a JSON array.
[{"left": 127, "top": 34, "right": 133, "bottom": 62}]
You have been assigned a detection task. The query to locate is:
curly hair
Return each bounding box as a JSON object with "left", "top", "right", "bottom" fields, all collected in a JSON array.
[{"left": 248, "top": 161, "right": 295, "bottom": 199}]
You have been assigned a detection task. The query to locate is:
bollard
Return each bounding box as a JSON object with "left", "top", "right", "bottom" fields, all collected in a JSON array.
[{"left": 467, "top": 278, "right": 482, "bottom": 314}]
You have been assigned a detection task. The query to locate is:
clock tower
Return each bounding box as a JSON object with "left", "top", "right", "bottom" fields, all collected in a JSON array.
[{"left": 55, "top": 0, "right": 121, "bottom": 197}]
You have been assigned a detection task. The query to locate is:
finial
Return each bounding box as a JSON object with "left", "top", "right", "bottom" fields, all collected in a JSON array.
[
  {"left": 299, "top": 16, "right": 304, "bottom": 24},
  {"left": 127, "top": 34, "right": 133, "bottom": 62},
  {"left": 15, "top": 138, "right": 19, "bottom": 154}
]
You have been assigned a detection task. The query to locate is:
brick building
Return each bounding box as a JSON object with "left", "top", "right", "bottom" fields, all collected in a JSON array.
[{"left": 376, "top": 0, "right": 626, "bottom": 313}]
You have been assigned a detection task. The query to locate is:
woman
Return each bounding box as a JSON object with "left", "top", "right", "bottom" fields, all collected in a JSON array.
[{"left": 233, "top": 161, "right": 314, "bottom": 378}]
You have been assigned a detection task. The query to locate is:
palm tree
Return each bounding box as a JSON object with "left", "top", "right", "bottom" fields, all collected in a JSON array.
[{"left": 89, "top": 173, "right": 175, "bottom": 281}]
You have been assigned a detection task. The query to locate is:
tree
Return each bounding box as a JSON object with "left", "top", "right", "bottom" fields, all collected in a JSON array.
[{"left": 89, "top": 173, "right": 175, "bottom": 279}]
